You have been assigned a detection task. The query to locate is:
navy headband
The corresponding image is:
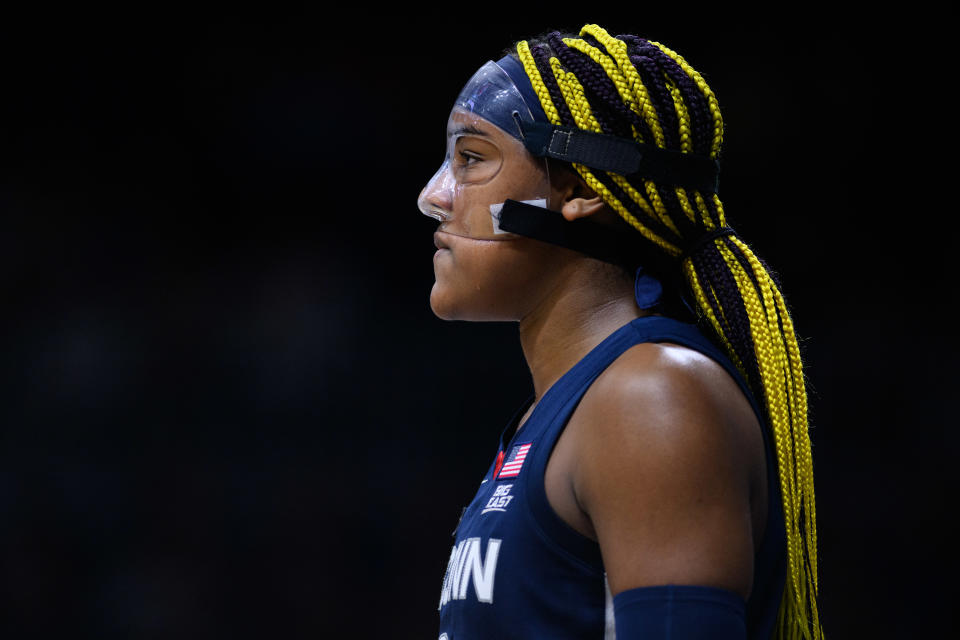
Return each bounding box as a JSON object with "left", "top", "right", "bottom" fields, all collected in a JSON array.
[{"left": 496, "top": 54, "right": 550, "bottom": 124}]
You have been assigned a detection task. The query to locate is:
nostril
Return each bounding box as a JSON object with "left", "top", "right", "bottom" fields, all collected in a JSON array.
[
  {"left": 419, "top": 165, "right": 455, "bottom": 221},
  {"left": 420, "top": 202, "right": 451, "bottom": 222},
  {"left": 418, "top": 188, "right": 452, "bottom": 222}
]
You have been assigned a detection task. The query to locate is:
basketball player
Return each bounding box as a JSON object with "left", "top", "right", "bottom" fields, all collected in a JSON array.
[{"left": 420, "top": 25, "right": 821, "bottom": 639}]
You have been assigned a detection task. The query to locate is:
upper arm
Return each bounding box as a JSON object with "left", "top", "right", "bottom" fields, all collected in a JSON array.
[{"left": 569, "top": 343, "right": 765, "bottom": 599}]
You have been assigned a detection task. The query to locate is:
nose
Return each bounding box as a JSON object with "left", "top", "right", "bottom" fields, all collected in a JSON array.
[{"left": 418, "top": 161, "right": 455, "bottom": 222}]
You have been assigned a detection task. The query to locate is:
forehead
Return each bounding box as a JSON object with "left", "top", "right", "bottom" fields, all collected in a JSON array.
[{"left": 446, "top": 108, "right": 512, "bottom": 142}]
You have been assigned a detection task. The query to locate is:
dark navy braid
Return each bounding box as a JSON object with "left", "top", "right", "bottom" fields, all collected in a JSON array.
[
  {"left": 530, "top": 44, "right": 576, "bottom": 126},
  {"left": 695, "top": 244, "right": 761, "bottom": 384}
]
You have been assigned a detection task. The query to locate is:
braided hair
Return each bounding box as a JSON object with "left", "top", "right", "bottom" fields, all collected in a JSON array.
[{"left": 511, "top": 24, "right": 822, "bottom": 639}]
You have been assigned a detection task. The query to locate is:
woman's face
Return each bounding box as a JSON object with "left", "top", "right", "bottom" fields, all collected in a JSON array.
[{"left": 419, "top": 110, "right": 566, "bottom": 321}]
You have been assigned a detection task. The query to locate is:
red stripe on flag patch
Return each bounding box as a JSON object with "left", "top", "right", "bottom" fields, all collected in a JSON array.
[{"left": 497, "top": 443, "right": 532, "bottom": 479}]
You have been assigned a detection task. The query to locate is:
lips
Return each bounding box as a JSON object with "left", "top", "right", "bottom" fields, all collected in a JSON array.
[{"left": 433, "top": 231, "right": 451, "bottom": 250}]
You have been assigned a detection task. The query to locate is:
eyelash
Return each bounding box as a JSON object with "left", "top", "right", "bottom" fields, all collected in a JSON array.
[{"left": 457, "top": 151, "right": 482, "bottom": 166}]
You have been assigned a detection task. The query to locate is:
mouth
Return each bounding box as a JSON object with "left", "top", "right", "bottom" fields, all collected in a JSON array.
[{"left": 433, "top": 231, "right": 451, "bottom": 251}]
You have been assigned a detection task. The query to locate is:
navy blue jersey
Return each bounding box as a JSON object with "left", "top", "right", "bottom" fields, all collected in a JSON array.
[{"left": 437, "top": 316, "right": 785, "bottom": 640}]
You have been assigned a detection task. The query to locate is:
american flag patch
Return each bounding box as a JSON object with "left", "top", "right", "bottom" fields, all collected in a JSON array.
[{"left": 497, "top": 443, "right": 532, "bottom": 479}]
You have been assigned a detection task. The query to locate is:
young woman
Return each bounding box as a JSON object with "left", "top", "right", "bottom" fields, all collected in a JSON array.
[{"left": 419, "top": 25, "right": 821, "bottom": 639}]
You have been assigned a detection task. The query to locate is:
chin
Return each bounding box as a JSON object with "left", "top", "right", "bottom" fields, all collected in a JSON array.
[
  {"left": 429, "top": 283, "right": 463, "bottom": 321},
  {"left": 429, "top": 294, "right": 453, "bottom": 320},
  {"left": 429, "top": 282, "right": 513, "bottom": 322}
]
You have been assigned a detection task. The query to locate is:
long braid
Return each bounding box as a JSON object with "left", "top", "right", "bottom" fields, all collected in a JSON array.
[{"left": 513, "top": 25, "right": 822, "bottom": 639}]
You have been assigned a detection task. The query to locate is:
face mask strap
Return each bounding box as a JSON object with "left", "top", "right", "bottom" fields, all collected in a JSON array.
[
  {"left": 497, "top": 199, "right": 645, "bottom": 267},
  {"left": 516, "top": 120, "right": 720, "bottom": 194}
]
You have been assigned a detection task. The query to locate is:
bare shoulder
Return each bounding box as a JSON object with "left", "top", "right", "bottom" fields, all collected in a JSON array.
[
  {"left": 567, "top": 341, "right": 766, "bottom": 597},
  {"left": 573, "top": 341, "right": 761, "bottom": 461}
]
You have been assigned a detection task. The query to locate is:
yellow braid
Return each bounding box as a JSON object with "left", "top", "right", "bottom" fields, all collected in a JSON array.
[
  {"left": 549, "top": 57, "right": 603, "bottom": 133},
  {"left": 516, "top": 41, "right": 563, "bottom": 126},
  {"left": 674, "top": 188, "right": 700, "bottom": 224},
  {"left": 667, "top": 78, "right": 693, "bottom": 153},
  {"left": 644, "top": 180, "right": 678, "bottom": 230},
  {"left": 712, "top": 193, "right": 728, "bottom": 222}
]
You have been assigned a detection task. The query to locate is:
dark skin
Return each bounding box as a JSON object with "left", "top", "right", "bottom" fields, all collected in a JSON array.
[{"left": 424, "top": 115, "right": 767, "bottom": 600}]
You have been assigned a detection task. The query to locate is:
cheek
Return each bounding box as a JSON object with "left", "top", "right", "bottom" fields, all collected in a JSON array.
[
  {"left": 429, "top": 240, "right": 557, "bottom": 321},
  {"left": 448, "top": 187, "right": 497, "bottom": 238},
  {"left": 448, "top": 164, "right": 549, "bottom": 239}
]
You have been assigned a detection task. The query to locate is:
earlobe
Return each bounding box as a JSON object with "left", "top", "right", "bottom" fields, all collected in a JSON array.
[
  {"left": 550, "top": 163, "right": 606, "bottom": 221},
  {"left": 561, "top": 196, "right": 606, "bottom": 221}
]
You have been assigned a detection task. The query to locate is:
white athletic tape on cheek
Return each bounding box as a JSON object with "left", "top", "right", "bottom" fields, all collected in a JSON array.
[{"left": 489, "top": 199, "right": 547, "bottom": 234}]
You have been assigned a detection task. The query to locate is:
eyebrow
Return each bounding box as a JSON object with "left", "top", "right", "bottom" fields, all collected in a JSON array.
[{"left": 448, "top": 124, "right": 490, "bottom": 138}]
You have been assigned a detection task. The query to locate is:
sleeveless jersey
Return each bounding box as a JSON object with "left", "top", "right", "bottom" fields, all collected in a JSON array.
[{"left": 437, "top": 316, "right": 786, "bottom": 640}]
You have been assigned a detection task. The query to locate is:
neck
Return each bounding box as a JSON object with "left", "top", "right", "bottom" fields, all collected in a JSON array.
[{"left": 518, "top": 261, "right": 647, "bottom": 402}]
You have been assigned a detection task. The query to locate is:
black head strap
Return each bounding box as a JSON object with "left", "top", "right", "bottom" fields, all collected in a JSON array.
[
  {"left": 516, "top": 119, "right": 720, "bottom": 194},
  {"left": 498, "top": 199, "right": 646, "bottom": 268},
  {"left": 682, "top": 226, "right": 737, "bottom": 260}
]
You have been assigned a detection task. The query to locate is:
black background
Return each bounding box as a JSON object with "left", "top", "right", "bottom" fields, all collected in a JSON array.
[{"left": 1, "top": 6, "right": 951, "bottom": 638}]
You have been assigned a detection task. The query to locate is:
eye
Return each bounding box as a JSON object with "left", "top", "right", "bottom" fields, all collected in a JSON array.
[
  {"left": 450, "top": 136, "right": 501, "bottom": 183},
  {"left": 457, "top": 150, "right": 483, "bottom": 166},
  {"left": 452, "top": 136, "right": 493, "bottom": 171}
]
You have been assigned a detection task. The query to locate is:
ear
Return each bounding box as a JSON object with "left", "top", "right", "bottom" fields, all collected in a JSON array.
[
  {"left": 561, "top": 195, "right": 606, "bottom": 221},
  {"left": 550, "top": 162, "right": 607, "bottom": 221}
]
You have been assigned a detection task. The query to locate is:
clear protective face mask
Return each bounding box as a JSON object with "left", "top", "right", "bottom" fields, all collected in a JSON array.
[{"left": 418, "top": 60, "right": 551, "bottom": 241}]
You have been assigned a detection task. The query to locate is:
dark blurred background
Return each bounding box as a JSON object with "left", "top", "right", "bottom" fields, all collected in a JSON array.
[{"left": 0, "top": 6, "right": 950, "bottom": 638}]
